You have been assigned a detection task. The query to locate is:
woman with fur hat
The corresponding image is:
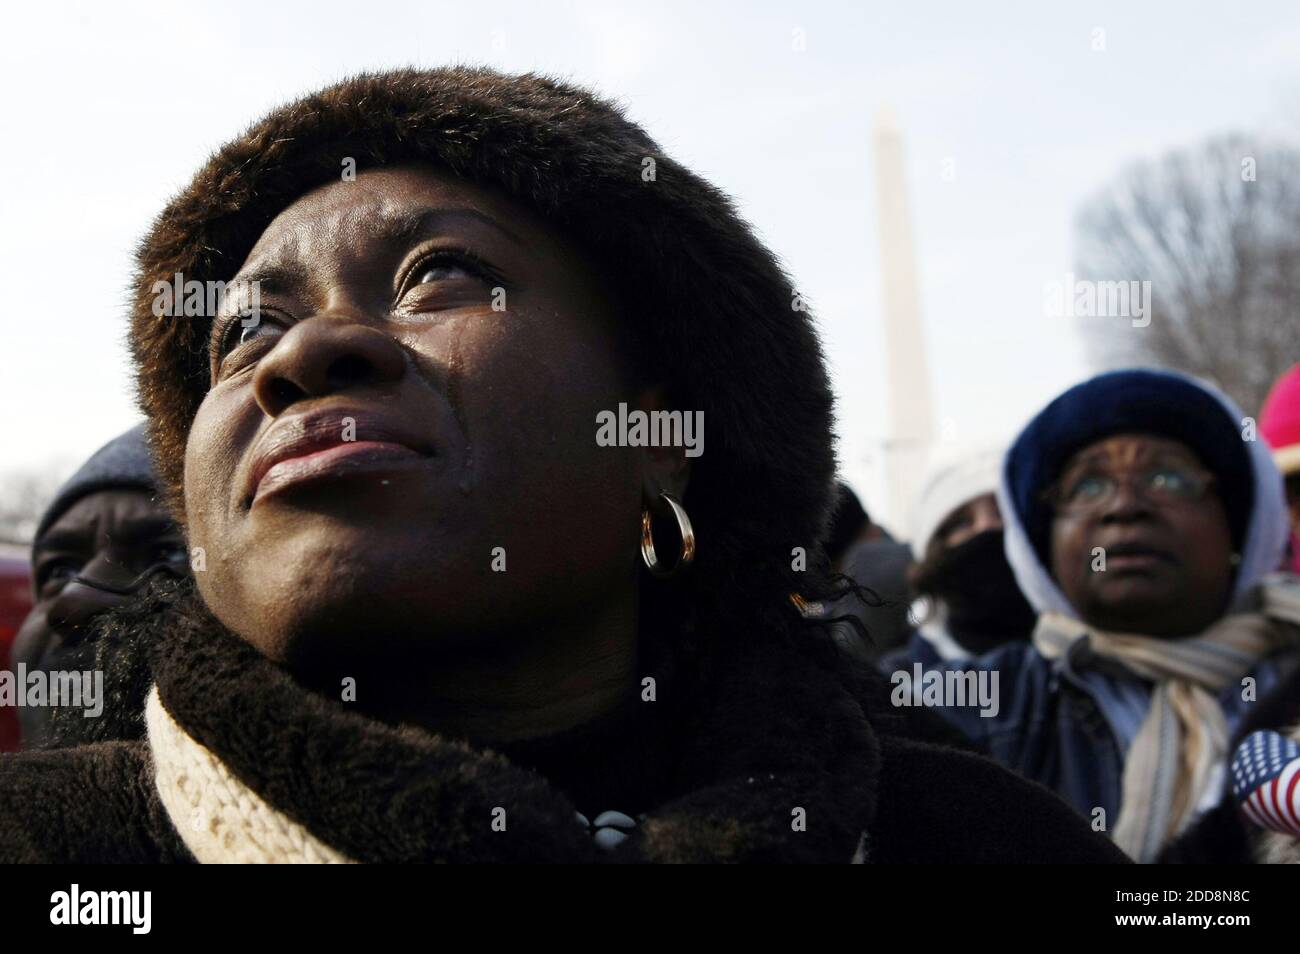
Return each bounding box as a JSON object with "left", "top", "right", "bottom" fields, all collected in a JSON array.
[
  {"left": 907, "top": 368, "right": 1300, "bottom": 861},
  {"left": 0, "top": 67, "right": 1123, "bottom": 863}
]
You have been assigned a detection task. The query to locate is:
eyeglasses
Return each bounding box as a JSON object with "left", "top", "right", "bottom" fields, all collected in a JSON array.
[{"left": 1044, "top": 464, "right": 1217, "bottom": 516}]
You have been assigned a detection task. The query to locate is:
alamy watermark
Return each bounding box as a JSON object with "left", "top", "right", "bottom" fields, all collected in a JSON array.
[
  {"left": 0, "top": 665, "right": 103, "bottom": 718},
  {"left": 890, "top": 663, "right": 1000, "bottom": 718},
  {"left": 1043, "top": 272, "right": 1151, "bottom": 328},
  {"left": 151, "top": 272, "right": 261, "bottom": 323},
  {"left": 596, "top": 402, "right": 704, "bottom": 458},
  {"left": 50, "top": 884, "right": 150, "bottom": 934}
]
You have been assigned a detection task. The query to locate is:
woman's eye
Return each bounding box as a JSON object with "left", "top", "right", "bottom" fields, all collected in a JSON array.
[
  {"left": 415, "top": 261, "right": 474, "bottom": 285},
  {"left": 1067, "top": 474, "right": 1111, "bottom": 501},
  {"left": 1149, "top": 468, "right": 1192, "bottom": 495},
  {"left": 220, "top": 315, "right": 284, "bottom": 358},
  {"left": 401, "top": 252, "right": 504, "bottom": 304}
]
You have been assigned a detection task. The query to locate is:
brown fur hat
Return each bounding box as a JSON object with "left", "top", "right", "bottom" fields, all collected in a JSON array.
[{"left": 128, "top": 66, "right": 837, "bottom": 602}]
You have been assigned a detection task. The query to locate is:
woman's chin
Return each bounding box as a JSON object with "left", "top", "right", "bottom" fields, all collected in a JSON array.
[{"left": 206, "top": 560, "right": 506, "bottom": 670}]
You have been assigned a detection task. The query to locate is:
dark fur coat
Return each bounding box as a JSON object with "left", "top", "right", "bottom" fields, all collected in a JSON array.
[{"left": 0, "top": 580, "right": 1127, "bottom": 864}]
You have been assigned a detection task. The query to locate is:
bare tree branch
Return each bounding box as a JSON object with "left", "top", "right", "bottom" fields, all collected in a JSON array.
[{"left": 1074, "top": 134, "right": 1300, "bottom": 413}]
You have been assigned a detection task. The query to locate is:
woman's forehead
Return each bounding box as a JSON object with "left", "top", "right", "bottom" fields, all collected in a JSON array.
[
  {"left": 1063, "top": 433, "right": 1201, "bottom": 471},
  {"left": 240, "top": 165, "right": 531, "bottom": 271}
]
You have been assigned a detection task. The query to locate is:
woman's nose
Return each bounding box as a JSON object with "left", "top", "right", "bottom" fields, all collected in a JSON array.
[
  {"left": 251, "top": 313, "right": 408, "bottom": 418},
  {"left": 1099, "top": 477, "right": 1151, "bottom": 520}
]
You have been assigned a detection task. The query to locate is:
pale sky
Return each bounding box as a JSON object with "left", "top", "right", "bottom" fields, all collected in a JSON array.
[{"left": 3, "top": 0, "right": 1298, "bottom": 527}]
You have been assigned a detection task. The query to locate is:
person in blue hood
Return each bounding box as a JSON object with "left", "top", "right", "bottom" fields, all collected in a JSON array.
[{"left": 886, "top": 368, "right": 1300, "bottom": 861}]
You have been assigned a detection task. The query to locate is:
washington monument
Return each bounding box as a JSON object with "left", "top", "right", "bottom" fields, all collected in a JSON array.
[{"left": 873, "top": 106, "right": 935, "bottom": 529}]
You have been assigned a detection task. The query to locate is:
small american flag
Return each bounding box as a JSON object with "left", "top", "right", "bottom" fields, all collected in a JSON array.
[{"left": 1231, "top": 730, "right": 1300, "bottom": 838}]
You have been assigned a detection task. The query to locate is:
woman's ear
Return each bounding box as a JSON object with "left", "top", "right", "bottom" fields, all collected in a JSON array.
[{"left": 633, "top": 385, "right": 693, "bottom": 504}]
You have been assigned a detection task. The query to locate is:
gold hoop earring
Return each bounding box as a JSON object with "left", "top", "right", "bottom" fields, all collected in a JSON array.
[{"left": 641, "top": 492, "right": 695, "bottom": 578}]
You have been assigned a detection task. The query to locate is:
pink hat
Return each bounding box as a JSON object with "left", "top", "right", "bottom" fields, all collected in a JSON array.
[{"left": 1260, "top": 364, "right": 1300, "bottom": 476}]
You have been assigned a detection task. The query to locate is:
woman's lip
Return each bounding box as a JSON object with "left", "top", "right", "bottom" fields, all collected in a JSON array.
[
  {"left": 252, "top": 440, "right": 426, "bottom": 504},
  {"left": 244, "top": 408, "right": 436, "bottom": 504},
  {"left": 1104, "top": 547, "right": 1174, "bottom": 570}
]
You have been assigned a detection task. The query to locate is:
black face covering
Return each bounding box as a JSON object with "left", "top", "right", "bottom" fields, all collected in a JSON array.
[
  {"left": 18, "top": 562, "right": 186, "bottom": 748},
  {"left": 912, "top": 529, "right": 1037, "bottom": 656}
]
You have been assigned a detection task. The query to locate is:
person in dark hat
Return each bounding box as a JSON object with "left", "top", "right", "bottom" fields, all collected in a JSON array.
[
  {"left": 0, "top": 67, "right": 1123, "bottom": 863},
  {"left": 903, "top": 368, "right": 1300, "bottom": 862},
  {"left": 9, "top": 425, "right": 187, "bottom": 749}
]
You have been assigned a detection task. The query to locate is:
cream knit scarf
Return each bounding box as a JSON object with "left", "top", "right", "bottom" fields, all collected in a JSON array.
[
  {"left": 146, "top": 686, "right": 355, "bottom": 864},
  {"left": 1033, "top": 610, "right": 1290, "bottom": 862}
]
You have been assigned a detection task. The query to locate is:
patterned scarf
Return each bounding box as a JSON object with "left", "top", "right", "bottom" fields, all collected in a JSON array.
[
  {"left": 147, "top": 685, "right": 355, "bottom": 863},
  {"left": 1033, "top": 609, "right": 1292, "bottom": 861}
]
